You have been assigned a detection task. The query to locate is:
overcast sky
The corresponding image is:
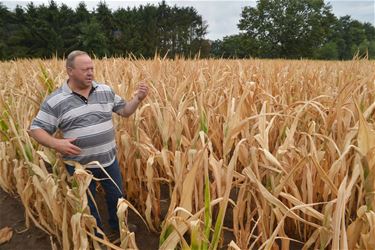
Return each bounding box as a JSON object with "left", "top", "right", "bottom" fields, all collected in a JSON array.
[{"left": 2, "top": 0, "right": 374, "bottom": 40}]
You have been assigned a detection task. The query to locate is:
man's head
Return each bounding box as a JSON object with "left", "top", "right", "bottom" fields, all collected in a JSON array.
[{"left": 66, "top": 50, "right": 94, "bottom": 89}]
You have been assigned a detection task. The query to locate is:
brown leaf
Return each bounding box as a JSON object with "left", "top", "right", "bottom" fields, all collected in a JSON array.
[{"left": 0, "top": 227, "right": 13, "bottom": 245}]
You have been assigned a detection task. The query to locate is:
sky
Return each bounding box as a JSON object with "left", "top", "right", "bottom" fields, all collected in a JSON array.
[{"left": 1, "top": 0, "right": 374, "bottom": 40}]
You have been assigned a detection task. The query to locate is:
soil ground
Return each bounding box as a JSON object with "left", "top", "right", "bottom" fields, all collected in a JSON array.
[
  {"left": 0, "top": 187, "right": 303, "bottom": 250},
  {"left": 0, "top": 188, "right": 51, "bottom": 250},
  {"left": 0, "top": 188, "right": 160, "bottom": 250}
]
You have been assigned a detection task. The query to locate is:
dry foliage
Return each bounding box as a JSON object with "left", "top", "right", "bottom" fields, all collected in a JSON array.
[
  {"left": 0, "top": 57, "right": 375, "bottom": 249},
  {"left": 0, "top": 227, "right": 13, "bottom": 245}
]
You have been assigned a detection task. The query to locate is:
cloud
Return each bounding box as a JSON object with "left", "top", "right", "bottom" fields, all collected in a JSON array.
[
  {"left": 327, "top": 1, "right": 375, "bottom": 24},
  {"left": 168, "top": 1, "right": 252, "bottom": 40}
]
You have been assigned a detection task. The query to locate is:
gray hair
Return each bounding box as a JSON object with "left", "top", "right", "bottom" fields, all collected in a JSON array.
[{"left": 66, "top": 50, "right": 89, "bottom": 69}]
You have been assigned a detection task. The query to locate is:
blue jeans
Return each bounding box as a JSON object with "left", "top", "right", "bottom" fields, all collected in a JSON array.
[{"left": 66, "top": 158, "right": 124, "bottom": 231}]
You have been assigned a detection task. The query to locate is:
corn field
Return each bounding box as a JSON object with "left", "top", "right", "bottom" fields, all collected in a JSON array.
[{"left": 0, "top": 57, "right": 375, "bottom": 250}]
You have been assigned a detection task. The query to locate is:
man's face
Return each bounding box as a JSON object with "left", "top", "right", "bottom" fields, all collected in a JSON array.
[{"left": 68, "top": 54, "right": 94, "bottom": 87}]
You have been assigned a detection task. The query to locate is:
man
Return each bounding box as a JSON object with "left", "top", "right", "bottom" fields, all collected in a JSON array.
[{"left": 28, "top": 50, "right": 148, "bottom": 239}]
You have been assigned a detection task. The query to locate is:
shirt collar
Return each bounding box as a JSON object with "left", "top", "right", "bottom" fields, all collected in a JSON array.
[{"left": 62, "top": 80, "right": 98, "bottom": 95}]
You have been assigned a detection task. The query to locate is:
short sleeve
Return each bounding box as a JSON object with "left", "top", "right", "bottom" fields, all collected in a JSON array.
[
  {"left": 30, "top": 101, "right": 58, "bottom": 135},
  {"left": 112, "top": 90, "right": 126, "bottom": 114}
]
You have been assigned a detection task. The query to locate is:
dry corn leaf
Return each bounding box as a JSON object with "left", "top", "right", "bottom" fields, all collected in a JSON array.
[{"left": 0, "top": 227, "right": 13, "bottom": 245}]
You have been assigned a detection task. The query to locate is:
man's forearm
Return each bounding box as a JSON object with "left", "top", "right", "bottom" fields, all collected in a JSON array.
[
  {"left": 28, "top": 129, "right": 81, "bottom": 155},
  {"left": 28, "top": 128, "right": 57, "bottom": 149},
  {"left": 119, "top": 96, "right": 141, "bottom": 117}
]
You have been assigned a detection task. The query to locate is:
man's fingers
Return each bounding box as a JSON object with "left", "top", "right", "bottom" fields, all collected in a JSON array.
[
  {"left": 67, "top": 148, "right": 80, "bottom": 155},
  {"left": 138, "top": 83, "right": 148, "bottom": 89},
  {"left": 70, "top": 145, "right": 81, "bottom": 154},
  {"left": 138, "top": 85, "right": 148, "bottom": 96},
  {"left": 64, "top": 142, "right": 81, "bottom": 155},
  {"left": 70, "top": 144, "right": 81, "bottom": 151}
]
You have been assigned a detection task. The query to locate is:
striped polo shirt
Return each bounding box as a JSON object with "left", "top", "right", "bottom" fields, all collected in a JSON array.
[{"left": 30, "top": 81, "right": 126, "bottom": 168}]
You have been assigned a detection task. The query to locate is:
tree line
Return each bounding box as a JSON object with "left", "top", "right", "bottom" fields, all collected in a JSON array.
[
  {"left": 0, "top": 1, "right": 209, "bottom": 59},
  {"left": 213, "top": 0, "right": 375, "bottom": 60},
  {"left": 0, "top": 0, "right": 374, "bottom": 60}
]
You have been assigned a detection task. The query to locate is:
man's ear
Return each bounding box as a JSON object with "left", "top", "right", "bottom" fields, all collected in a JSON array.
[{"left": 67, "top": 67, "right": 73, "bottom": 76}]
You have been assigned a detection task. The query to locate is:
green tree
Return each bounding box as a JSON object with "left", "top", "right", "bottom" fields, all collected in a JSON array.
[
  {"left": 0, "top": 3, "right": 11, "bottom": 59},
  {"left": 8, "top": 2, "right": 46, "bottom": 58},
  {"left": 75, "top": 2, "right": 91, "bottom": 23},
  {"left": 95, "top": 2, "right": 113, "bottom": 55},
  {"left": 157, "top": 1, "right": 173, "bottom": 57},
  {"left": 1, "top": 1, "right": 208, "bottom": 59},
  {"left": 315, "top": 41, "right": 338, "bottom": 60},
  {"left": 78, "top": 17, "right": 109, "bottom": 57},
  {"left": 137, "top": 4, "right": 159, "bottom": 57},
  {"left": 238, "top": 0, "right": 335, "bottom": 58},
  {"left": 321, "top": 16, "right": 375, "bottom": 59},
  {"left": 155, "top": 1, "right": 207, "bottom": 58},
  {"left": 58, "top": 4, "right": 77, "bottom": 56},
  {"left": 363, "top": 22, "right": 375, "bottom": 41},
  {"left": 368, "top": 40, "right": 375, "bottom": 58},
  {"left": 211, "top": 34, "right": 258, "bottom": 58}
]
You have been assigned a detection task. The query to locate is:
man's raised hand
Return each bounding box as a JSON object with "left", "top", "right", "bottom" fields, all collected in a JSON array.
[{"left": 136, "top": 82, "right": 149, "bottom": 102}]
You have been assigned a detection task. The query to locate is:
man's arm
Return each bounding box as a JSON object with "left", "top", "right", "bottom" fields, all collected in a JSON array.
[
  {"left": 117, "top": 96, "right": 142, "bottom": 117},
  {"left": 117, "top": 83, "right": 148, "bottom": 117},
  {"left": 28, "top": 129, "right": 81, "bottom": 156}
]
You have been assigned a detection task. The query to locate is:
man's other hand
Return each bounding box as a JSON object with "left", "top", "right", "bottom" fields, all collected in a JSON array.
[{"left": 53, "top": 138, "right": 81, "bottom": 156}]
